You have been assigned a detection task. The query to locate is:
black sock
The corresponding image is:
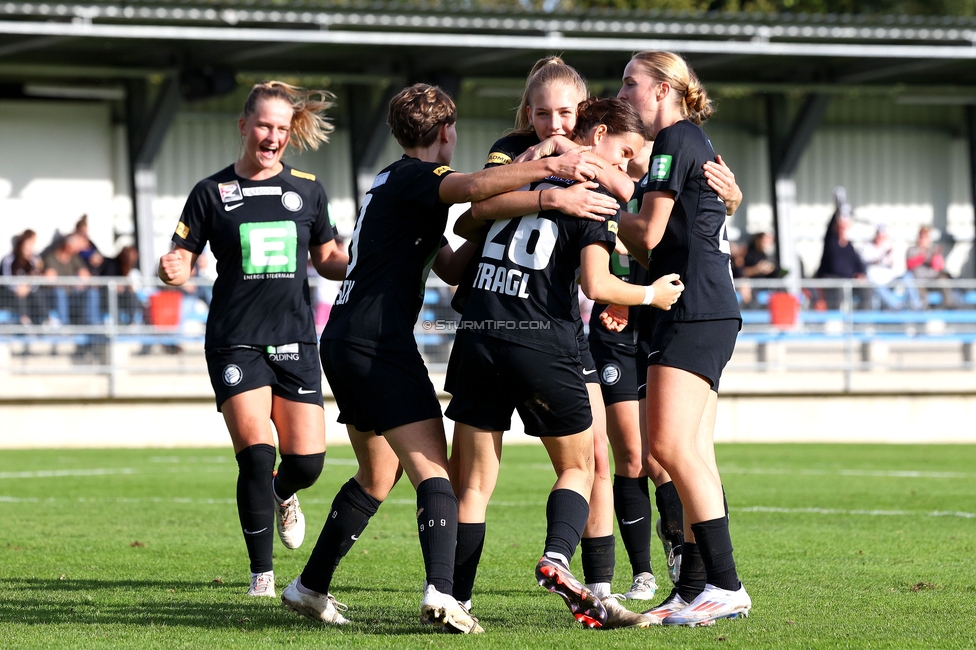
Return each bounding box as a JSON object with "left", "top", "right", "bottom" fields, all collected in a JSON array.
[
  {"left": 301, "top": 478, "right": 380, "bottom": 595},
  {"left": 453, "top": 522, "right": 486, "bottom": 602},
  {"left": 273, "top": 452, "right": 325, "bottom": 501},
  {"left": 416, "top": 477, "right": 458, "bottom": 594},
  {"left": 543, "top": 489, "right": 589, "bottom": 565},
  {"left": 613, "top": 475, "right": 653, "bottom": 575},
  {"left": 723, "top": 486, "right": 730, "bottom": 521},
  {"left": 676, "top": 542, "right": 707, "bottom": 603},
  {"left": 691, "top": 517, "right": 740, "bottom": 592},
  {"left": 655, "top": 481, "right": 684, "bottom": 546},
  {"left": 580, "top": 535, "right": 615, "bottom": 587},
  {"left": 235, "top": 444, "right": 276, "bottom": 574}
]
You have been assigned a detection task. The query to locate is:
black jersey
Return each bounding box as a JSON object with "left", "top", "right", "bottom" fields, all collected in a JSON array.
[
  {"left": 645, "top": 120, "right": 740, "bottom": 323},
  {"left": 173, "top": 163, "right": 334, "bottom": 349},
  {"left": 460, "top": 177, "right": 619, "bottom": 357},
  {"left": 322, "top": 155, "right": 455, "bottom": 351},
  {"left": 451, "top": 131, "right": 542, "bottom": 315}
]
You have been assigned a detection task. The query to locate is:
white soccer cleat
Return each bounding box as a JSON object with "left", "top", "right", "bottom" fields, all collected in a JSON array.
[
  {"left": 641, "top": 588, "right": 691, "bottom": 625},
  {"left": 601, "top": 595, "right": 652, "bottom": 629},
  {"left": 622, "top": 571, "right": 658, "bottom": 601},
  {"left": 281, "top": 577, "right": 349, "bottom": 625},
  {"left": 275, "top": 493, "right": 306, "bottom": 550},
  {"left": 661, "top": 583, "right": 751, "bottom": 627},
  {"left": 246, "top": 570, "right": 276, "bottom": 598},
  {"left": 420, "top": 584, "right": 484, "bottom": 634},
  {"left": 656, "top": 518, "right": 682, "bottom": 585}
]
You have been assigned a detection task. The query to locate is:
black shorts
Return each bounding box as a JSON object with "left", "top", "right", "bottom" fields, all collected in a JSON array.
[
  {"left": 320, "top": 338, "right": 442, "bottom": 434},
  {"left": 637, "top": 336, "right": 652, "bottom": 400},
  {"left": 205, "top": 343, "right": 324, "bottom": 412},
  {"left": 578, "top": 334, "right": 600, "bottom": 385},
  {"left": 445, "top": 331, "right": 592, "bottom": 437},
  {"left": 643, "top": 319, "right": 739, "bottom": 393},
  {"left": 590, "top": 336, "right": 639, "bottom": 406}
]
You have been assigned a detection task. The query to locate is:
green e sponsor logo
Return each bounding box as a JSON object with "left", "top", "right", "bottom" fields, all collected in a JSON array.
[
  {"left": 650, "top": 155, "right": 673, "bottom": 181},
  {"left": 239, "top": 221, "right": 297, "bottom": 274}
]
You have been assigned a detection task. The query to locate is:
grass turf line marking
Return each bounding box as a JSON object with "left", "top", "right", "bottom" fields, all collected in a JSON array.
[
  {"left": 0, "top": 468, "right": 137, "bottom": 479},
  {"left": 720, "top": 467, "right": 975, "bottom": 479},
  {"left": 2, "top": 494, "right": 974, "bottom": 519}
]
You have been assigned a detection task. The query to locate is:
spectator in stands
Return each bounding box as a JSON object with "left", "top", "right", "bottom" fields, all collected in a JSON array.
[
  {"left": 861, "top": 225, "right": 922, "bottom": 310},
  {"left": 729, "top": 240, "right": 753, "bottom": 307},
  {"left": 73, "top": 214, "right": 104, "bottom": 274},
  {"left": 742, "top": 232, "right": 780, "bottom": 279},
  {"left": 906, "top": 226, "right": 956, "bottom": 308},
  {"left": 100, "top": 245, "right": 144, "bottom": 325},
  {"left": 1, "top": 229, "right": 43, "bottom": 325},
  {"left": 41, "top": 233, "right": 99, "bottom": 327},
  {"left": 815, "top": 201, "right": 865, "bottom": 309}
]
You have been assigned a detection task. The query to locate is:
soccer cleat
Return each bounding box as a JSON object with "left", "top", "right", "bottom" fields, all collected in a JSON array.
[
  {"left": 281, "top": 577, "right": 349, "bottom": 625},
  {"left": 641, "top": 588, "right": 692, "bottom": 625},
  {"left": 275, "top": 493, "right": 306, "bottom": 550},
  {"left": 601, "top": 595, "right": 652, "bottom": 629},
  {"left": 535, "top": 556, "right": 608, "bottom": 629},
  {"left": 420, "top": 584, "right": 484, "bottom": 634},
  {"left": 622, "top": 571, "right": 658, "bottom": 601},
  {"left": 246, "top": 571, "right": 275, "bottom": 598},
  {"left": 661, "top": 583, "right": 751, "bottom": 627},
  {"left": 656, "top": 518, "right": 682, "bottom": 585}
]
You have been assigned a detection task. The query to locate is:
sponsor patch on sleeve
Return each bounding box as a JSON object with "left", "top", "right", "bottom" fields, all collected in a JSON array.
[
  {"left": 290, "top": 169, "right": 316, "bottom": 181},
  {"left": 607, "top": 221, "right": 619, "bottom": 234},
  {"left": 649, "top": 155, "right": 673, "bottom": 181},
  {"left": 432, "top": 165, "right": 453, "bottom": 176},
  {"left": 175, "top": 222, "right": 190, "bottom": 239},
  {"left": 486, "top": 152, "right": 512, "bottom": 166}
]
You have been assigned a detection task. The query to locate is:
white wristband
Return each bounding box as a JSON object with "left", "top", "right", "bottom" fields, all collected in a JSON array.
[{"left": 641, "top": 285, "right": 655, "bottom": 306}]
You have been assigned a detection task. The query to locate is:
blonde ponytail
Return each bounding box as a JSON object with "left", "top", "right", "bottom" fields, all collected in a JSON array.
[
  {"left": 631, "top": 51, "right": 713, "bottom": 125},
  {"left": 242, "top": 80, "right": 335, "bottom": 151}
]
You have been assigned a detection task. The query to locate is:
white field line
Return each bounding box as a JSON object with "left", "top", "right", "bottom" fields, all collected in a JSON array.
[
  {"left": 2, "top": 495, "right": 972, "bottom": 519},
  {"left": 719, "top": 467, "right": 976, "bottom": 479}
]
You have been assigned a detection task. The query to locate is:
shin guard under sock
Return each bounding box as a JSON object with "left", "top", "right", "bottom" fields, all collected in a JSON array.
[
  {"left": 235, "top": 444, "right": 276, "bottom": 574},
  {"left": 301, "top": 478, "right": 380, "bottom": 595},
  {"left": 691, "top": 517, "right": 740, "bottom": 592},
  {"left": 453, "top": 522, "right": 486, "bottom": 603},
  {"left": 613, "top": 475, "right": 653, "bottom": 575},
  {"left": 416, "top": 477, "right": 459, "bottom": 594}
]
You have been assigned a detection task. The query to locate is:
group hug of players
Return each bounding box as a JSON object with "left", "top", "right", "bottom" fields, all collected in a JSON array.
[{"left": 158, "top": 48, "right": 750, "bottom": 633}]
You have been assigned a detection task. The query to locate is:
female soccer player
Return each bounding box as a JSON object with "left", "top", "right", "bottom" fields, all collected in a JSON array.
[
  {"left": 158, "top": 81, "right": 348, "bottom": 598},
  {"left": 615, "top": 50, "right": 751, "bottom": 626},
  {"left": 450, "top": 57, "right": 645, "bottom": 629},
  {"left": 447, "top": 97, "right": 684, "bottom": 629},
  {"left": 280, "top": 83, "right": 605, "bottom": 634}
]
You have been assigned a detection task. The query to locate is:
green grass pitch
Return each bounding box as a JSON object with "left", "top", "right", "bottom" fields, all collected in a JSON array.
[{"left": 1, "top": 443, "right": 975, "bottom": 648}]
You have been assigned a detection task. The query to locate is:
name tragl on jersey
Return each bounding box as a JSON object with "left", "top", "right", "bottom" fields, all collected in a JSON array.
[{"left": 471, "top": 179, "right": 566, "bottom": 300}]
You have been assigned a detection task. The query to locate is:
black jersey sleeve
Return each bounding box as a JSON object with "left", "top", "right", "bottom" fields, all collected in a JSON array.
[
  {"left": 173, "top": 180, "right": 212, "bottom": 254},
  {"left": 309, "top": 183, "right": 336, "bottom": 246},
  {"left": 400, "top": 161, "right": 457, "bottom": 210},
  {"left": 645, "top": 124, "right": 693, "bottom": 197},
  {"left": 579, "top": 190, "right": 621, "bottom": 251}
]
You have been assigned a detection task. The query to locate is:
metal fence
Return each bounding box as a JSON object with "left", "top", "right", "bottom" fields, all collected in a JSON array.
[{"left": 4, "top": 275, "right": 976, "bottom": 397}]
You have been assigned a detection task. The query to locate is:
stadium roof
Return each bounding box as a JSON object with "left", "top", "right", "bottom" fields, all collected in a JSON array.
[{"left": 4, "top": 2, "right": 976, "bottom": 92}]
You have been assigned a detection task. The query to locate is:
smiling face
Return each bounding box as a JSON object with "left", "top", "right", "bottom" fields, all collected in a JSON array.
[
  {"left": 583, "top": 124, "right": 645, "bottom": 173},
  {"left": 527, "top": 81, "right": 585, "bottom": 140},
  {"left": 237, "top": 97, "right": 293, "bottom": 178},
  {"left": 617, "top": 60, "right": 668, "bottom": 136}
]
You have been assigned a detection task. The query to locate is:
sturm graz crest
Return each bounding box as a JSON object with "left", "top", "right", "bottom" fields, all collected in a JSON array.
[
  {"left": 601, "top": 364, "right": 621, "bottom": 386},
  {"left": 223, "top": 364, "right": 243, "bottom": 386}
]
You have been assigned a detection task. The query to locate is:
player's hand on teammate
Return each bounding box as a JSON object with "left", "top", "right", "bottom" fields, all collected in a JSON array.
[
  {"left": 547, "top": 148, "right": 605, "bottom": 182},
  {"left": 598, "top": 303, "right": 630, "bottom": 332},
  {"left": 158, "top": 250, "right": 185, "bottom": 285},
  {"left": 703, "top": 154, "right": 742, "bottom": 216},
  {"left": 651, "top": 273, "right": 684, "bottom": 311},
  {"left": 514, "top": 135, "right": 575, "bottom": 164},
  {"left": 548, "top": 181, "right": 618, "bottom": 221}
]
